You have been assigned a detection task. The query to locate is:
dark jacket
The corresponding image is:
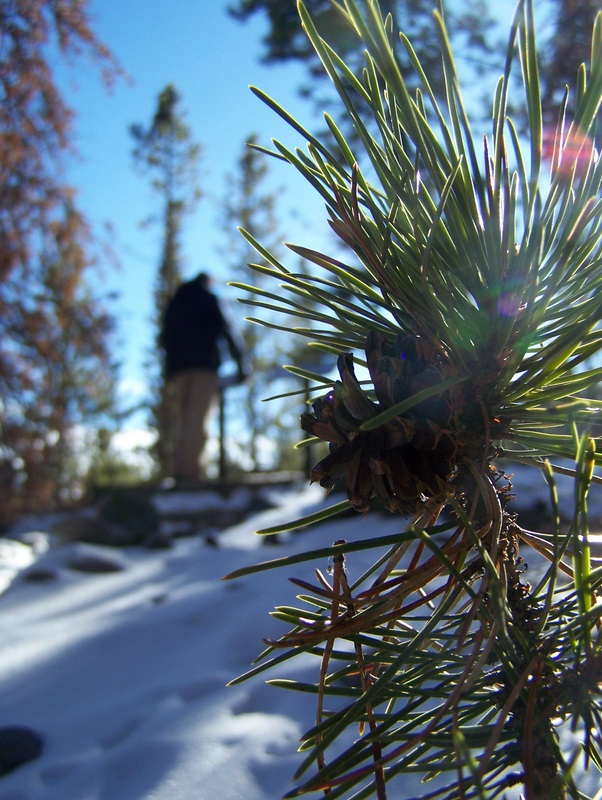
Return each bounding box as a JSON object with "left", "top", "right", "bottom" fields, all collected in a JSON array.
[{"left": 161, "top": 277, "right": 244, "bottom": 378}]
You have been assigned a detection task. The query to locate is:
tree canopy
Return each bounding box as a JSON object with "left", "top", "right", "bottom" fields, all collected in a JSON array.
[
  {"left": 130, "top": 84, "right": 203, "bottom": 477},
  {"left": 0, "top": 0, "right": 120, "bottom": 281},
  {"left": 0, "top": 0, "right": 122, "bottom": 511},
  {"left": 230, "top": 0, "right": 599, "bottom": 126},
  {"left": 228, "top": 0, "right": 602, "bottom": 796},
  {"left": 229, "top": 0, "right": 497, "bottom": 108}
]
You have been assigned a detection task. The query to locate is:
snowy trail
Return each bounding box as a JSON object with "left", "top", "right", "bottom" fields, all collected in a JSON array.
[{"left": 0, "top": 473, "right": 600, "bottom": 799}]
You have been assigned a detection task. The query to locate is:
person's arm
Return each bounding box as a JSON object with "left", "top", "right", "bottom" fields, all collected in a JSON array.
[
  {"left": 215, "top": 296, "right": 249, "bottom": 382},
  {"left": 223, "top": 325, "right": 249, "bottom": 382}
]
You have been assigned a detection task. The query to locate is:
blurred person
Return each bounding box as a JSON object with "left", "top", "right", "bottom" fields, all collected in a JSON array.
[{"left": 160, "top": 272, "right": 247, "bottom": 487}]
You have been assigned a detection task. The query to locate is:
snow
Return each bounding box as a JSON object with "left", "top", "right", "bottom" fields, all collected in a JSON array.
[{"left": 0, "top": 471, "right": 601, "bottom": 800}]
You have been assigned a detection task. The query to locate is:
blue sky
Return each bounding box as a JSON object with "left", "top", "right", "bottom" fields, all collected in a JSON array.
[{"left": 56, "top": 1, "right": 333, "bottom": 419}]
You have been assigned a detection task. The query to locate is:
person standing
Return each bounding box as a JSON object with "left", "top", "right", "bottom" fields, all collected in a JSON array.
[{"left": 160, "top": 272, "right": 247, "bottom": 486}]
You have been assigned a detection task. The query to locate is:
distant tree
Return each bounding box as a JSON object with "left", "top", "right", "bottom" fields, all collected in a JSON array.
[
  {"left": 0, "top": 0, "right": 121, "bottom": 507},
  {"left": 229, "top": 0, "right": 498, "bottom": 120},
  {"left": 221, "top": 134, "right": 288, "bottom": 471},
  {"left": 86, "top": 428, "right": 150, "bottom": 489},
  {"left": 230, "top": 0, "right": 597, "bottom": 132},
  {"left": 1, "top": 205, "right": 117, "bottom": 506},
  {"left": 540, "top": 0, "right": 600, "bottom": 125},
  {"left": 223, "top": 135, "right": 331, "bottom": 474},
  {"left": 0, "top": 0, "right": 119, "bottom": 281},
  {"left": 130, "top": 84, "right": 203, "bottom": 477}
]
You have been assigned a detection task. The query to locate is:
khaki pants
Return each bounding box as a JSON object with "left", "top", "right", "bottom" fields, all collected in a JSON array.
[{"left": 171, "top": 369, "right": 219, "bottom": 480}]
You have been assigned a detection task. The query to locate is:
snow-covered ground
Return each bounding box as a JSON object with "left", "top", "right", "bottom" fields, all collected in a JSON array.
[{"left": 0, "top": 468, "right": 600, "bottom": 800}]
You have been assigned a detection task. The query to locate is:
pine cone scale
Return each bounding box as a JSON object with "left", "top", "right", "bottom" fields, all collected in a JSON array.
[{"left": 303, "top": 331, "right": 465, "bottom": 513}]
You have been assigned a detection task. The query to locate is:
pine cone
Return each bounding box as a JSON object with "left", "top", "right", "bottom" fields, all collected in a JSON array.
[{"left": 301, "top": 331, "right": 461, "bottom": 514}]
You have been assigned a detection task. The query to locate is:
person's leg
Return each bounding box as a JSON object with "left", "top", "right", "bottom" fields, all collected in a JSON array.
[
  {"left": 173, "top": 370, "right": 218, "bottom": 481},
  {"left": 188, "top": 370, "right": 219, "bottom": 478},
  {"left": 172, "top": 371, "right": 194, "bottom": 481}
]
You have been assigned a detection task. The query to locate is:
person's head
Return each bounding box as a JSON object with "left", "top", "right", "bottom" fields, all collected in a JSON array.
[{"left": 194, "top": 271, "right": 211, "bottom": 289}]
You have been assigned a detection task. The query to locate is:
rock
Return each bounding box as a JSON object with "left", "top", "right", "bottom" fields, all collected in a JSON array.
[
  {"left": 17, "top": 544, "right": 125, "bottom": 580},
  {"left": 22, "top": 566, "right": 58, "bottom": 583},
  {"left": 51, "top": 515, "right": 109, "bottom": 544},
  {"left": 246, "top": 494, "right": 276, "bottom": 513},
  {"left": 95, "top": 489, "right": 160, "bottom": 547},
  {"left": 262, "top": 533, "right": 281, "bottom": 546},
  {"left": 67, "top": 551, "right": 125, "bottom": 574},
  {"left": 0, "top": 726, "right": 44, "bottom": 776},
  {"left": 143, "top": 530, "right": 172, "bottom": 550},
  {"left": 53, "top": 490, "right": 161, "bottom": 548}
]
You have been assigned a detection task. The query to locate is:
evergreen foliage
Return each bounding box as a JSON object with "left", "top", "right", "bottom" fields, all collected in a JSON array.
[
  {"left": 222, "top": 135, "right": 281, "bottom": 470},
  {"left": 228, "top": 0, "right": 495, "bottom": 97},
  {"left": 222, "top": 134, "right": 316, "bottom": 473},
  {"left": 226, "top": 1, "right": 602, "bottom": 797},
  {"left": 130, "top": 85, "right": 202, "bottom": 477},
  {"left": 0, "top": 0, "right": 121, "bottom": 509},
  {"left": 230, "top": 0, "right": 598, "bottom": 132},
  {"left": 540, "top": 0, "right": 600, "bottom": 124}
]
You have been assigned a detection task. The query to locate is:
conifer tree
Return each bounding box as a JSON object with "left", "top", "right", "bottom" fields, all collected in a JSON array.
[
  {"left": 0, "top": 0, "right": 121, "bottom": 508},
  {"left": 130, "top": 85, "right": 202, "bottom": 476},
  {"left": 540, "top": 0, "right": 600, "bottom": 124},
  {"left": 227, "top": 1, "right": 602, "bottom": 797},
  {"left": 6, "top": 206, "right": 117, "bottom": 504},
  {"left": 222, "top": 135, "right": 325, "bottom": 473},
  {"left": 221, "top": 135, "right": 285, "bottom": 471},
  {"left": 230, "top": 0, "right": 597, "bottom": 135},
  {"left": 229, "top": 0, "right": 497, "bottom": 121}
]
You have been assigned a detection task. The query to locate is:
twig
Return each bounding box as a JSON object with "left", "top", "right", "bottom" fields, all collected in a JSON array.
[{"left": 338, "top": 546, "right": 387, "bottom": 800}]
